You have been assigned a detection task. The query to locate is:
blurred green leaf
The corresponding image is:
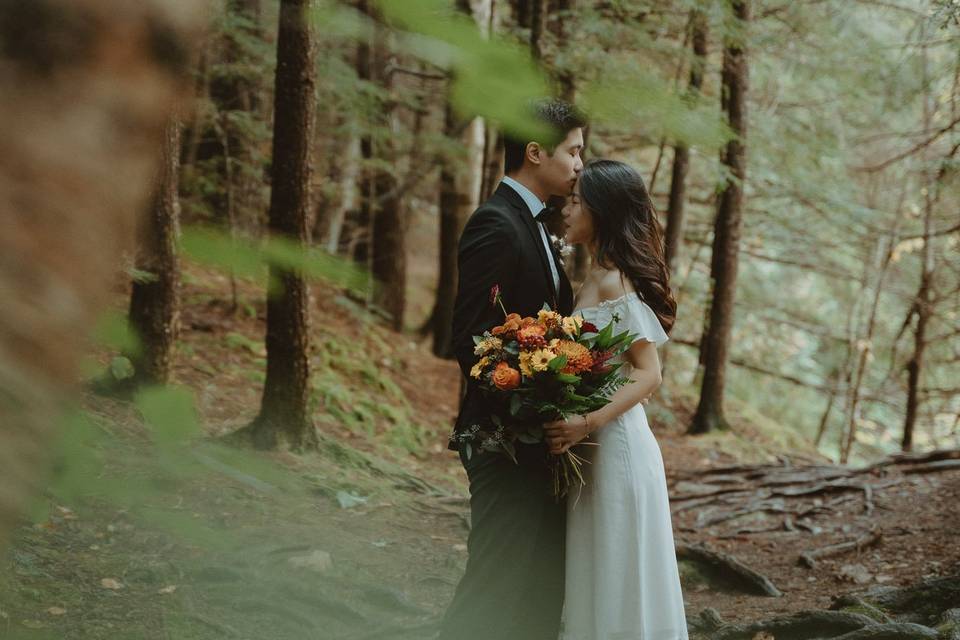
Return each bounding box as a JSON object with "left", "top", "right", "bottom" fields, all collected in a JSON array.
[
  {"left": 91, "top": 311, "right": 139, "bottom": 354},
  {"left": 181, "top": 226, "right": 369, "bottom": 293},
  {"left": 135, "top": 386, "right": 201, "bottom": 451},
  {"left": 374, "top": 0, "right": 556, "bottom": 144},
  {"left": 109, "top": 356, "right": 135, "bottom": 381}
]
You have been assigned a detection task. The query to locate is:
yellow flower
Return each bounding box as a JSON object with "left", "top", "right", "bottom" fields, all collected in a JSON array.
[
  {"left": 519, "top": 352, "right": 534, "bottom": 377},
  {"left": 548, "top": 338, "right": 561, "bottom": 350},
  {"left": 470, "top": 356, "right": 489, "bottom": 379},
  {"left": 473, "top": 337, "right": 503, "bottom": 356},
  {"left": 561, "top": 315, "right": 584, "bottom": 336},
  {"left": 530, "top": 348, "right": 557, "bottom": 372},
  {"left": 538, "top": 309, "right": 562, "bottom": 328}
]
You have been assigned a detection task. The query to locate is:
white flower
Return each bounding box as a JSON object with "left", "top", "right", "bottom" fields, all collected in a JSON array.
[{"left": 550, "top": 233, "right": 572, "bottom": 263}]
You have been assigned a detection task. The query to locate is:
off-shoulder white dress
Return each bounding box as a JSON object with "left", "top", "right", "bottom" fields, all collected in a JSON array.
[{"left": 560, "top": 293, "right": 688, "bottom": 640}]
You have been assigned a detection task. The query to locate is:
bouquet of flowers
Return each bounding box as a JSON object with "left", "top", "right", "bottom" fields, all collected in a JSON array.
[{"left": 456, "top": 285, "right": 636, "bottom": 498}]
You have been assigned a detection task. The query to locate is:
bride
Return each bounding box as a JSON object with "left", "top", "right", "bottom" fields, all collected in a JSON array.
[{"left": 544, "top": 159, "right": 689, "bottom": 640}]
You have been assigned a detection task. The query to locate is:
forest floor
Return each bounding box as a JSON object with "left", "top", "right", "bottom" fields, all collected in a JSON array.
[{"left": 0, "top": 263, "right": 957, "bottom": 639}]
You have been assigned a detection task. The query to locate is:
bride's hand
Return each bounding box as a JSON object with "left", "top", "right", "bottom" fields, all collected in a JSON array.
[{"left": 544, "top": 415, "right": 591, "bottom": 455}]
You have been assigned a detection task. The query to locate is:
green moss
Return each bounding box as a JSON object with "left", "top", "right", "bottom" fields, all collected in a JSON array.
[{"left": 840, "top": 604, "right": 890, "bottom": 624}]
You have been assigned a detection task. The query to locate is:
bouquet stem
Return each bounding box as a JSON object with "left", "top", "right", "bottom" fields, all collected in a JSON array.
[{"left": 551, "top": 446, "right": 594, "bottom": 501}]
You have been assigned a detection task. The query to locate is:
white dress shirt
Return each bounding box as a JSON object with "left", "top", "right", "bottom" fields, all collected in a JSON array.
[{"left": 500, "top": 176, "right": 561, "bottom": 292}]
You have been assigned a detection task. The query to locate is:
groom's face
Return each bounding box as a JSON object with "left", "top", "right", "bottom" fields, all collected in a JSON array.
[{"left": 537, "top": 127, "right": 584, "bottom": 197}]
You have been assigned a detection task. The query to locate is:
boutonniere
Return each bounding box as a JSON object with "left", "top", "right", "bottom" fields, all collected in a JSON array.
[{"left": 549, "top": 233, "right": 574, "bottom": 264}]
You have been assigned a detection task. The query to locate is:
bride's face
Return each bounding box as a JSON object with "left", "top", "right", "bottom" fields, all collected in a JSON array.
[{"left": 562, "top": 183, "right": 594, "bottom": 246}]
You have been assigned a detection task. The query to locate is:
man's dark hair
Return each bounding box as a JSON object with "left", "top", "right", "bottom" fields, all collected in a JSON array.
[{"left": 503, "top": 99, "right": 586, "bottom": 175}]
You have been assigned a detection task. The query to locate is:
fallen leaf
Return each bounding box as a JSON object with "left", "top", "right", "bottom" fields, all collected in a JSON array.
[
  {"left": 157, "top": 585, "right": 177, "bottom": 595},
  {"left": 101, "top": 578, "right": 123, "bottom": 590},
  {"left": 46, "top": 607, "right": 67, "bottom": 616}
]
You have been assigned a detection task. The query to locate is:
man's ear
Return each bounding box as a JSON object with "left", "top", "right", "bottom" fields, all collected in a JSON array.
[{"left": 525, "top": 142, "right": 543, "bottom": 166}]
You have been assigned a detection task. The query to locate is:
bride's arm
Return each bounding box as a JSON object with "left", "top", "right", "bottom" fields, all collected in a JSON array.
[{"left": 544, "top": 338, "right": 663, "bottom": 454}]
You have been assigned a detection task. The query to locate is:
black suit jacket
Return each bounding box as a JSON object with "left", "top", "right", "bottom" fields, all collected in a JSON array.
[{"left": 448, "top": 183, "right": 574, "bottom": 450}]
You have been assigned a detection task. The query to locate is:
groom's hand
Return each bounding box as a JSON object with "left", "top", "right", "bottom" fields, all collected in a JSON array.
[{"left": 544, "top": 415, "right": 591, "bottom": 455}]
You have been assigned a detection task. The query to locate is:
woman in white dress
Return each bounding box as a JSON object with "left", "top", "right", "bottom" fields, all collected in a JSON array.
[{"left": 544, "top": 159, "right": 688, "bottom": 640}]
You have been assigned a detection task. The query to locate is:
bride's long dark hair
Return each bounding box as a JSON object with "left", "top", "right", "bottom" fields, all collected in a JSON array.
[{"left": 578, "top": 159, "right": 677, "bottom": 334}]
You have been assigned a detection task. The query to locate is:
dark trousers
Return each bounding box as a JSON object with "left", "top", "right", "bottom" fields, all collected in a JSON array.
[{"left": 437, "top": 443, "right": 566, "bottom": 640}]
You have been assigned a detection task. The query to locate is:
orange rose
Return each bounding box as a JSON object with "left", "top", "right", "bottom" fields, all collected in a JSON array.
[
  {"left": 491, "top": 361, "right": 521, "bottom": 390},
  {"left": 492, "top": 313, "right": 522, "bottom": 338}
]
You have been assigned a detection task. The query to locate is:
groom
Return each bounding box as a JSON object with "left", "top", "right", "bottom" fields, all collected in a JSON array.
[{"left": 438, "top": 100, "right": 585, "bottom": 640}]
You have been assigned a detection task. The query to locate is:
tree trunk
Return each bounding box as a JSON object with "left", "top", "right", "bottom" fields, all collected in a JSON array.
[
  {"left": 434, "top": 104, "right": 485, "bottom": 357},
  {"left": 247, "top": 0, "right": 317, "bottom": 451},
  {"left": 369, "top": 30, "right": 412, "bottom": 330},
  {"left": 665, "top": 9, "right": 707, "bottom": 275},
  {"left": 349, "top": 10, "right": 374, "bottom": 266},
  {"left": 689, "top": 0, "right": 750, "bottom": 436},
  {"left": 321, "top": 132, "right": 361, "bottom": 254},
  {"left": 510, "top": 0, "right": 531, "bottom": 29},
  {"left": 479, "top": 126, "right": 504, "bottom": 201},
  {"left": 840, "top": 230, "right": 900, "bottom": 463},
  {"left": 127, "top": 119, "right": 182, "bottom": 387},
  {"left": 529, "top": 0, "right": 547, "bottom": 60},
  {"left": 814, "top": 371, "right": 841, "bottom": 449},
  {"left": 902, "top": 38, "right": 938, "bottom": 453},
  {"left": 370, "top": 141, "right": 406, "bottom": 330},
  {"left": 903, "top": 262, "right": 932, "bottom": 452}
]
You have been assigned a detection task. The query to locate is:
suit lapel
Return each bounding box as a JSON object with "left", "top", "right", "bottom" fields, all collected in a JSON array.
[
  {"left": 494, "top": 183, "right": 559, "bottom": 308},
  {"left": 547, "top": 238, "right": 574, "bottom": 314}
]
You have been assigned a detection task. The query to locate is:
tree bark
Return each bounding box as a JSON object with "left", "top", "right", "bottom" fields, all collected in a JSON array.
[
  {"left": 901, "top": 226, "right": 933, "bottom": 453},
  {"left": 127, "top": 119, "right": 182, "bottom": 386},
  {"left": 434, "top": 105, "right": 485, "bottom": 357},
  {"left": 349, "top": 9, "right": 374, "bottom": 266},
  {"left": 247, "top": 0, "right": 317, "bottom": 451},
  {"left": 529, "top": 0, "right": 547, "bottom": 60},
  {"left": 903, "top": 39, "right": 938, "bottom": 453},
  {"left": 479, "top": 126, "right": 504, "bottom": 201},
  {"left": 689, "top": 0, "right": 749, "bottom": 435},
  {"left": 665, "top": 9, "right": 707, "bottom": 275},
  {"left": 369, "top": 31, "right": 414, "bottom": 330}
]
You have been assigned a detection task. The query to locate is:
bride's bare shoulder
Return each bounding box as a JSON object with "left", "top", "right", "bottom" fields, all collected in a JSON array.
[{"left": 597, "top": 269, "right": 635, "bottom": 303}]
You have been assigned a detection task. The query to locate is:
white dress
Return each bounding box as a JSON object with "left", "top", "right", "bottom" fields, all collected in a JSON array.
[{"left": 560, "top": 292, "right": 689, "bottom": 640}]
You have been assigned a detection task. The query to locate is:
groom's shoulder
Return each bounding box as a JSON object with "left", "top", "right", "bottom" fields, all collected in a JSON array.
[{"left": 464, "top": 197, "right": 518, "bottom": 233}]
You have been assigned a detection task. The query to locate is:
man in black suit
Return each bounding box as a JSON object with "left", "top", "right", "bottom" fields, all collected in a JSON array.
[{"left": 438, "top": 100, "right": 585, "bottom": 640}]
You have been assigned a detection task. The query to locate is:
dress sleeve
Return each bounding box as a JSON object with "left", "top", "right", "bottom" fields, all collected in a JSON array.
[{"left": 615, "top": 296, "right": 669, "bottom": 348}]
